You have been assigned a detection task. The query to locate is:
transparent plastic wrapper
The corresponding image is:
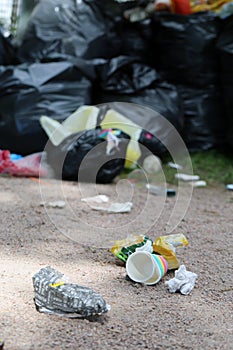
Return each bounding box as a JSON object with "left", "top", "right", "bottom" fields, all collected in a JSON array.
[
  {"left": 111, "top": 235, "right": 153, "bottom": 262},
  {"left": 153, "top": 233, "right": 189, "bottom": 270},
  {"left": 33, "top": 266, "right": 110, "bottom": 318}
]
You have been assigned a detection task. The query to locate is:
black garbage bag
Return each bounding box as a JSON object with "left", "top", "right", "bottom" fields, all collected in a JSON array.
[
  {"left": 95, "top": 56, "right": 158, "bottom": 93},
  {"left": 177, "top": 85, "right": 226, "bottom": 152},
  {"left": 120, "top": 18, "right": 153, "bottom": 64},
  {"left": 216, "top": 15, "right": 233, "bottom": 149},
  {"left": 0, "top": 27, "right": 17, "bottom": 65},
  {"left": 0, "top": 60, "right": 93, "bottom": 155},
  {"left": 46, "top": 128, "right": 130, "bottom": 183},
  {"left": 94, "top": 56, "right": 184, "bottom": 156},
  {"left": 151, "top": 12, "right": 221, "bottom": 87},
  {"left": 115, "top": 0, "right": 148, "bottom": 11},
  {"left": 18, "top": 0, "right": 123, "bottom": 62}
]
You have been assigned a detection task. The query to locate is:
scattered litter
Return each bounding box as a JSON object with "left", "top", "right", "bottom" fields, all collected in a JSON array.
[
  {"left": 146, "top": 184, "right": 176, "bottom": 197},
  {"left": 146, "top": 184, "right": 166, "bottom": 196},
  {"left": 40, "top": 106, "right": 99, "bottom": 146},
  {"left": 106, "top": 130, "right": 120, "bottom": 155},
  {"left": 166, "top": 188, "right": 177, "bottom": 197},
  {"left": 167, "top": 162, "right": 183, "bottom": 170},
  {"left": 226, "top": 184, "right": 233, "bottom": 191},
  {"left": 219, "top": 1, "right": 233, "bottom": 19},
  {"left": 111, "top": 235, "right": 153, "bottom": 262},
  {"left": 48, "top": 201, "right": 66, "bottom": 208},
  {"left": 143, "top": 155, "right": 162, "bottom": 174},
  {"left": 33, "top": 266, "right": 110, "bottom": 318},
  {"left": 81, "top": 195, "right": 109, "bottom": 203},
  {"left": 90, "top": 202, "right": 133, "bottom": 213},
  {"left": 153, "top": 234, "right": 189, "bottom": 270},
  {"left": 10, "top": 153, "right": 22, "bottom": 161},
  {"left": 175, "top": 173, "right": 200, "bottom": 182},
  {"left": 126, "top": 251, "right": 168, "bottom": 285},
  {"left": 135, "top": 239, "right": 153, "bottom": 254},
  {"left": 165, "top": 265, "right": 197, "bottom": 295},
  {"left": 192, "top": 180, "right": 207, "bottom": 188},
  {"left": 111, "top": 233, "right": 189, "bottom": 269},
  {"left": 0, "top": 150, "right": 47, "bottom": 177},
  {"left": 40, "top": 201, "right": 66, "bottom": 208},
  {"left": 123, "top": 7, "right": 148, "bottom": 22},
  {"left": 0, "top": 339, "right": 4, "bottom": 350}
]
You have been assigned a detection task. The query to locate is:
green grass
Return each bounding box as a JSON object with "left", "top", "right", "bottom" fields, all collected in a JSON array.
[
  {"left": 162, "top": 150, "right": 233, "bottom": 186},
  {"left": 120, "top": 149, "right": 233, "bottom": 186}
]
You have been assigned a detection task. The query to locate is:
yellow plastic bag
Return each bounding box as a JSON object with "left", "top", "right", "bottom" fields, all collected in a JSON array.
[
  {"left": 153, "top": 233, "right": 189, "bottom": 270},
  {"left": 191, "top": 0, "right": 231, "bottom": 13}
]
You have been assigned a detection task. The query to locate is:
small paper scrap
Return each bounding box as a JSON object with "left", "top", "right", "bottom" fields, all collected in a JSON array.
[
  {"left": 81, "top": 195, "right": 109, "bottom": 203},
  {"left": 165, "top": 265, "right": 197, "bottom": 295},
  {"left": 90, "top": 202, "right": 133, "bottom": 213},
  {"left": 175, "top": 173, "right": 200, "bottom": 182},
  {"left": 40, "top": 201, "right": 66, "bottom": 208},
  {"left": 167, "top": 162, "right": 183, "bottom": 170},
  {"left": 192, "top": 180, "right": 207, "bottom": 188}
]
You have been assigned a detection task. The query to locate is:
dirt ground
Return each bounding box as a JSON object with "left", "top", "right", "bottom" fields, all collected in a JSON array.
[{"left": 0, "top": 176, "right": 233, "bottom": 350}]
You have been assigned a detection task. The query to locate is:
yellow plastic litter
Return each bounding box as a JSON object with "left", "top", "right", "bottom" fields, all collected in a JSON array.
[
  {"left": 40, "top": 116, "right": 71, "bottom": 146},
  {"left": 153, "top": 233, "right": 189, "bottom": 270},
  {"left": 40, "top": 105, "right": 99, "bottom": 146},
  {"left": 62, "top": 105, "right": 99, "bottom": 134},
  {"left": 191, "top": 0, "right": 231, "bottom": 13}
]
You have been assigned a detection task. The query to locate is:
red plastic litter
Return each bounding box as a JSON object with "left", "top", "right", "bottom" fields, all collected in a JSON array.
[{"left": 0, "top": 150, "right": 47, "bottom": 178}]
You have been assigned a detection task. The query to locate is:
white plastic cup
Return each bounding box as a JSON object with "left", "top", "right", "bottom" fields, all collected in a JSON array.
[{"left": 126, "top": 251, "right": 168, "bottom": 285}]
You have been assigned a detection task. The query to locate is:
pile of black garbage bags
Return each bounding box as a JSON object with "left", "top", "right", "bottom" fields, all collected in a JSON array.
[{"left": 0, "top": 0, "right": 232, "bottom": 159}]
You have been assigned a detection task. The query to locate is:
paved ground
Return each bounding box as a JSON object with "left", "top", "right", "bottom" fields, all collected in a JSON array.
[{"left": 0, "top": 176, "right": 232, "bottom": 350}]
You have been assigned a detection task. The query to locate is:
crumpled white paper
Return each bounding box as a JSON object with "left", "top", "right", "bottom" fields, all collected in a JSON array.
[
  {"left": 175, "top": 173, "right": 200, "bottom": 182},
  {"left": 90, "top": 202, "right": 133, "bottom": 213},
  {"left": 106, "top": 131, "right": 120, "bottom": 155},
  {"left": 165, "top": 265, "right": 197, "bottom": 295},
  {"left": 81, "top": 195, "right": 109, "bottom": 203},
  {"left": 192, "top": 180, "right": 207, "bottom": 188},
  {"left": 40, "top": 201, "right": 66, "bottom": 208}
]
